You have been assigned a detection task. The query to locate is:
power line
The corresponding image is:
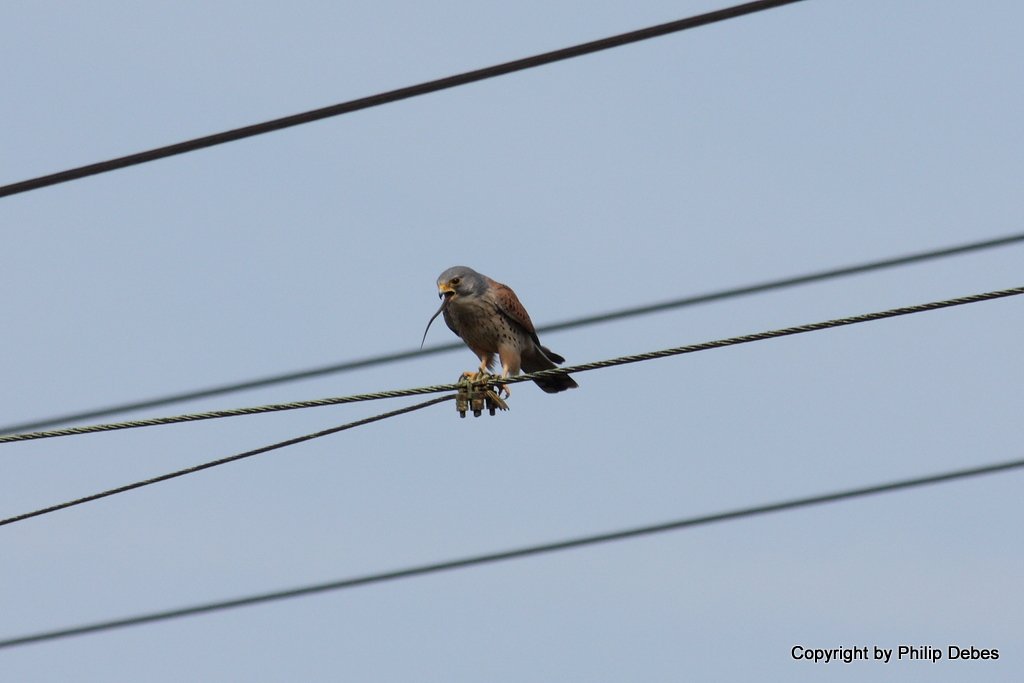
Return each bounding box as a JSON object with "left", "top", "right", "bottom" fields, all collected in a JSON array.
[
  {"left": 2, "top": 284, "right": 1021, "bottom": 445},
  {"left": 537, "top": 233, "right": 1024, "bottom": 332},
  {"left": 0, "top": 0, "right": 806, "bottom": 199},
  {"left": 0, "top": 383, "right": 464, "bottom": 444},
  {"left": 0, "top": 395, "right": 452, "bottom": 529},
  {"left": 4, "top": 232, "right": 1022, "bottom": 436},
  {"left": 2, "top": 454, "right": 1020, "bottom": 649}
]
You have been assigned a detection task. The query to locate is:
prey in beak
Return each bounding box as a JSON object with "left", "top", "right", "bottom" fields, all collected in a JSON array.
[{"left": 420, "top": 285, "right": 455, "bottom": 348}]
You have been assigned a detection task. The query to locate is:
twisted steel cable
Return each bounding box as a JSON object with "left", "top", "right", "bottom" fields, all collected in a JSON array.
[{"left": 1, "top": 285, "right": 1020, "bottom": 445}]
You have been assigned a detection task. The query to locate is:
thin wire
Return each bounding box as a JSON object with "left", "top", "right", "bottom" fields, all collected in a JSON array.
[
  {"left": 0, "top": 395, "right": 453, "bottom": 529},
  {"left": 500, "top": 285, "right": 1024, "bottom": 388},
  {"left": 2, "top": 285, "right": 1021, "bottom": 445},
  {"left": 0, "top": 0, "right": 806, "bottom": 199},
  {"left": 4, "top": 230, "right": 1021, "bottom": 436},
  {"left": 2, "top": 454, "right": 1020, "bottom": 649},
  {"left": 0, "top": 383, "right": 464, "bottom": 444}
]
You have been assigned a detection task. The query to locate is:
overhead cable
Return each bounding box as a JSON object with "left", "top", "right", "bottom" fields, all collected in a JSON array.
[
  {"left": 2, "top": 454, "right": 1020, "bottom": 648},
  {"left": 4, "top": 230, "right": 1021, "bottom": 436},
  {"left": 0, "top": 395, "right": 453, "bottom": 528},
  {"left": 0, "top": 0, "right": 806, "bottom": 198},
  {"left": 2, "top": 285, "right": 1021, "bottom": 445}
]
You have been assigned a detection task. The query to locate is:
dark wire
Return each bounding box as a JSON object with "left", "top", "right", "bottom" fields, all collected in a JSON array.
[
  {"left": 0, "top": 395, "right": 453, "bottom": 529},
  {"left": 2, "top": 284, "right": 1021, "bottom": 445},
  {"left": 2, "top": 454, "right": 1020, "bottom": 649},
  {"left": 3, "top": 230, "right": 1021, "bottom": 436},
  {"left": 0, "top": 0, "right": 805, "bottom": 199}
]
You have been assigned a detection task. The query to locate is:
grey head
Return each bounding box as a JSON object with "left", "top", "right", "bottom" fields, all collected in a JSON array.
[
  {"left": 420, "top": 266, "right": 489, "bottom": 348},
  {"left": 436, "top": 266, "right": 489, "bottom": 299}
]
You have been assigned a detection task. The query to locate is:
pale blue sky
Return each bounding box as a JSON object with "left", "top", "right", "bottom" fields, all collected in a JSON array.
[{"left": 2, "top": 1, "right": 1022, "bottom": 680}]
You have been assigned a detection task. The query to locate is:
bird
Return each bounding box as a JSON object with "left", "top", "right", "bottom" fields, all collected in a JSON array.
[{"left": 421, "top": 266, "right": 578, "bottom": 394}]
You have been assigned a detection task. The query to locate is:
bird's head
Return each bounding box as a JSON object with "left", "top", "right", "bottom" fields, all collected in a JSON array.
[
  {"left": 420, "top": 266, "right": 486, "bottom": 349},
  {"left": 436, "top": 266, "right": 486, "bottom": 301}
]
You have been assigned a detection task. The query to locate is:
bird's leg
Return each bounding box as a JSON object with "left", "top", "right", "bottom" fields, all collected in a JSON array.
[
  {"left": 468, "top": 369, "right": 500, "bottom": 391},
  {"left": 457, "top": 357, "right": 489, "bottom": 384},
  {"left": 495, "top": 358, "right": 517, "bottom": 399},
  {"left": 465, "top": 352, "right": 494, "bottom": 384},
  {"left": 475, "top": 356, "right": 491, "bottom": 381}
]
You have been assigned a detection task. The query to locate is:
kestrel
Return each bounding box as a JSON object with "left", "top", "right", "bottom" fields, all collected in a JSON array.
[{"left": 421, "top": 266, "right": 578, "bottom": 394}]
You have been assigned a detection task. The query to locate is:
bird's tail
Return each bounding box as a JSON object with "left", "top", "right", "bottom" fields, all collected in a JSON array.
[{"left": 523, "top": 345, "right": 578, "bottom": 394}]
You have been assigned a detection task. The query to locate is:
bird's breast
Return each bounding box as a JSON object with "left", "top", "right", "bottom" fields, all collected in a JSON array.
[{"left": 446, "top": 296, "right": 530, "bottom": 352}]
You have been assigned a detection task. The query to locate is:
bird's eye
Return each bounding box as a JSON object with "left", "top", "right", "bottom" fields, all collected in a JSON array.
[{"left": 451, "top": 277, "right": 461, "bottom": 286}]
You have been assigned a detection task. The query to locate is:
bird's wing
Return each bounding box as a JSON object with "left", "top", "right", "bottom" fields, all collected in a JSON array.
[{"left": 488, "top": 278, "right": 542, "bottom": 342}]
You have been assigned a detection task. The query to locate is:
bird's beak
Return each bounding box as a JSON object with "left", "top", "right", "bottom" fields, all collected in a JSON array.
[{"left": 437, "top": 282, "right": 455, "bottom": 300}]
